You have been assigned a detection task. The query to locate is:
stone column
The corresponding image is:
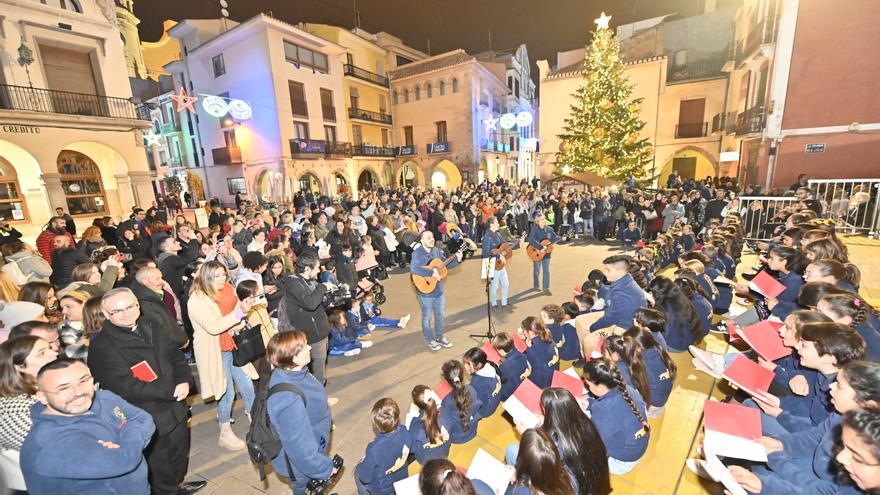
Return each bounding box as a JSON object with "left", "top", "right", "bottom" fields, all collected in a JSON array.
[
  {"left": 41, "top": 174, "right": 67, "bottom": 211},
  {"left": 127, "top": 171, "right": 156, "bottom": 209}
]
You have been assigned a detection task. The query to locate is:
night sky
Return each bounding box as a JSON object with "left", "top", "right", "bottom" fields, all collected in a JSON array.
[{"left": 135, "top": 0, "right": 706, "bottom": 79}]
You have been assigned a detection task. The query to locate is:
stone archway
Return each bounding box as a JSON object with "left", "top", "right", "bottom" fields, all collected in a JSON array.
[
  {"left": 0, "top": 140, "right": 44, "bottom": 222},
  {"left": 398, "top": 161, "right": 422, "bottom": 188},
  {"left": 358, "top": 169, "right": 378, "bottom": 192},
  {"left": 257, "top": 169, "right": 283, "bottom": 201},
  {"left": 658, "top": 146, "right": 720, "bottom": 186},
  {"left": 298, "top": 172, "right": 321, "bottom": 194},
  {"left": 431, "top": 159, "right": 463, "bottom": 190}
]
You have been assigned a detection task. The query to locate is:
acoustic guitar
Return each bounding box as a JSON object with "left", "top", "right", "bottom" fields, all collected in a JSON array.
[
  {"left": 527, "top": 238, "right": 562, "bottom": 262},
  {"left": 491, "top": 242, "right": 515, "bottom": 270},
  {"left": 411, "top": 249, "right": 463, "bottom": 294}
]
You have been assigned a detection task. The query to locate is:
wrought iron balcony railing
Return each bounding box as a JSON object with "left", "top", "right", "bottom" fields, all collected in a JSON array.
[
  {"left": 0, "top": 83, "right": 150, "bottom": 120},
  {"left": 343, "top": 64, "right": 390, "bottom": 87}
]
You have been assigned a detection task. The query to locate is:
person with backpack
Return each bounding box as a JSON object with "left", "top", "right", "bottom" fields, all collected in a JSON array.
[{"left": 258, "top": 330, "right": 337, "bottom": 494}]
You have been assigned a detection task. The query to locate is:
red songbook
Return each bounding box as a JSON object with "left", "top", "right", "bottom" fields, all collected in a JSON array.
[
  {"left": 512, "top": 379, "right": 543, "bottom": 414},
  {"left": 722, "top": 355, "right": 779, "bottom": 407},
  {"left": 481, "top": 342, "right": 502, "bottom": 364},
  {"left": 703, "top": 400, "right": 762, "bottom": 439},
  {"left": 130, "top": 360, "right": 158, "bottom": 383},
  {"left": 435, "top": 380, "right": 453, "bottom": 401},
  {"left": 749, "top": 271, "right": 786, "bottom": 299},
  {"left": 635, "top": 240, "right": 646, "bottom": 248},
  {"left": 739, "top": 321, "right": 790, "bottom": 361},
  {"left": 727, "top": 321, "right": 742, "bottom": 342},
  {"left": 551, "top": 370, "right": 585, "bottom": 397},
  {"left": 512, "top": 333, "right": 528, "bottom": 353}
]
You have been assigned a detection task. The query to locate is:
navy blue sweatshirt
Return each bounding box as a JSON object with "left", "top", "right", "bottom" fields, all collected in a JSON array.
[
  {"left": 470, "top": 366, "right": 503, "bottom": 418},
  {"left": 525, "top": 337, "right": 559, "bottom": 388},
  {"left": 643, "top": 347, "right": 674, "bottom": 407},
  {"left": 20, "top": 390, "right": 155, "bottom": 495},
  {"left": 559, "top": 321, "right": 581, "bottom": 361},
  {"left": 440, "top": 385, "right": 483, "bottom": 444},
  {"left": 355, "top": 426, "right": 413, "bottom": 495},
  {"left": 498, "top": 349, "right": 531, "bottom": 400},
  {"left": 407, "top": 412, "right": 450, "bottom": 465},
  {"left": 588, "top": 386, "right": 649, "bottom": 462}
]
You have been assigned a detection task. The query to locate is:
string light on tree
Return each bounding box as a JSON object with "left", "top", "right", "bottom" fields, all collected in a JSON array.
[{"left": 555, "top": 11, "right": 652, "bottom": 182}]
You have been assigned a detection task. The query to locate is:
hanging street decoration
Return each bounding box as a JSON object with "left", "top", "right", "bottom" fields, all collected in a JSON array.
[
  {"left": 227, "top": 99, "right": 253, "bottom": 120},
  {"left": 483, "top": 111, "right": 533, "bottom": 132},
  {"left": 483, "top": 116, "right": 498, "bottom": 132},
  {"left": 515, "top": 111, "right": 533, "bottom": 128},
  {"left": 143, "top": 131, "right": 163, "bottom": 147},
  {"left": 199, "top": 94, "right": 254, "bottom": 121},
  {"left": 170, "top": 87, "right": 198, "bottom": 113}
]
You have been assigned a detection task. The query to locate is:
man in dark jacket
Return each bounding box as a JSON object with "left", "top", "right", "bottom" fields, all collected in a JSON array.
[
  {"left": 156, "top": 235, "right": 199, "bottom": 300},
  {"left": 590, "top": 255, "right": 648, "bottom": 331},
  {"left": 704, "top": 189, "right": 728, "bottom": 222},
  {"left": 283, "top": 252, "right": 332, "bottom": 385},
  {"left": 175, "top": 224, "right": 200, "bottom": 261},
  {"left": 88, "top": 288, "right": 204, "bottom": 495},
  {"left": 131, "top": 267, "right": 188, "bottom": 348}
]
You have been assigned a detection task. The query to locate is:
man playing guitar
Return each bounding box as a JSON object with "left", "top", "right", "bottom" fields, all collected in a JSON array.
[
  {"left": 410, "top": 230, "right": 463, "bottom": 352},
  {"left": 481, "top": 217, "right": 516, "bottom": 311},
  {"left": 527, "top": 213, "right": 561, "bottom": 295}
]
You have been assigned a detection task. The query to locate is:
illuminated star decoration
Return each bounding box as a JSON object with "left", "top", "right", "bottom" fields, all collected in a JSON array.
[
  {"left": 170, "top": 87, "right": 198, "bottom": 113},
  {"left": 483, "top": 117, "right": 498, "bottom": 131},
  {"left": 595, "top": 12, "right": 612, "bottom": 30},
  {"left": 143, "top": 131, "right": 163, "bottom": 147}
]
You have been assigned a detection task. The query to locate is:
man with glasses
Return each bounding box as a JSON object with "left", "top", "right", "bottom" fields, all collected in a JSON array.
[
  {"left": 20, "top": 358, "right": 155, "bottom": 494},
  {"left": 87, "top": 288, "right": 203, "bottom": 495}
]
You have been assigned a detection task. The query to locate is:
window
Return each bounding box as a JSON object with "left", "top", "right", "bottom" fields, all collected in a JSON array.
[
  {"left": 396, "top": 55, "right": 413, "bottom": 66},
  {"left": 0, "top": 158, "right": 27, "bottom": 221},
  {"left": 452, "top": 78, "right": 459, "bottom": 93},
  {"left": 293, "top": 121, "right": 309, "bottom": 140},
  {"left": 392, "top": 91, "right": 398, "bottom": 105},
  {"left": 352, "top": 125, "right": 363, "bottom": 145},
  {"left": 379, "top": 95, "right": 387, "bottom": 113},
  {"left": 350, "top": 88, "right": 359, "bottom": 110},
  {"left": 324, "top": 125, "right": 337, "bottom": 143},
  {"left": 346, "top": 53, "right": 354, "bottom": 66},
  {"left": 56, "top": 150, "right": 107, "bottom": 215},
  {"left": 415, "top": 86, "right": 421, "bottom": 101},
  {"left": 288, "top": 81, "right": 308, "bottom": 117},
  {"left": 514, "top": 79, "right": 520, "bottom": 98},
  {"left": 507, "top": 75, "right": 513, "bottom": 91},
  {"left": 436, "top": 121, "right": 447, "bottom": 142},
  {"left": 283, "top": 41, "right": 329, "bottom": 73},
  {"left": 212, "top": 54, "right": 225, "bottom": 77},
  {"left": 426, "top": 83, "right": 432, "bottom": 98},
  {"left": 677, "top": 98, "right": 707, "bottom": 138},
  {"left": 381, "top": 128, "right": 389, "bottom": 147},
  {"left": 509, "top": 136, "right": 516, "bottom": 151},
  {"left": 403, "top": 89, "right": 410, "bottom": 103},
  {"left": 227, "top": 178, "right": 247, "bottom": 195},
  {"left": 320, "top": 88, "right": 335, "bottom": 121},
  {"left": 439, "top": 80, "right": 446, "bottom": 95},
  {"left": 33, "top": 0, "right": 81, "bottom": 12},
  {"left": 404, "top": 126, "right": 414, "bottom": 146}
]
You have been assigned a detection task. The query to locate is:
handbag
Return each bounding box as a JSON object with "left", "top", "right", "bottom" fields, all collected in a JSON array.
[{"left": 232, "top": 321, "right": 265, "bottom": 367}]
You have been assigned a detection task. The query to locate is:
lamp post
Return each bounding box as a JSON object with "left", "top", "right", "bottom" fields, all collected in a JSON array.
[{"left": 17, "top": 39, "right": 34, "bottom": 88}]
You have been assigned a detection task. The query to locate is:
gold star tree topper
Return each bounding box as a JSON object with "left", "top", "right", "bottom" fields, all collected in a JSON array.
[{"left": 595, "top": 12, "right": 612, "bottom": 30}]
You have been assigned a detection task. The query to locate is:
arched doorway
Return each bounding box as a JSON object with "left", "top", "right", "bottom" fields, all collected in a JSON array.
[
  {"left": 431, "top": 160, "right": 463, "bottom": 190},
  {"left": 298, "top": 172, "right": 320, "bottom": 194},
  {"left": 658, "top": 147, "right": 719, "bottom": 186},
  {"left": 358, "top": 169, "right": 377, "bottom": 192},
  {"left": 399, "top": 162, "right": 419, "bottom": 188},
  {"left": 0, "top": 157, "right": 28, "bottom": 221},
  {"left": 334, "top": 172, "right": 349, "bottom": 196},
  {"left": 382, "top": 162, "right": 393, "bottom": 187},
  {"left": 57, "top": 150, "right": 108, "bottom": 215},
  {"left": 257, "top": 170, "right": 283, "bottom": 201}
]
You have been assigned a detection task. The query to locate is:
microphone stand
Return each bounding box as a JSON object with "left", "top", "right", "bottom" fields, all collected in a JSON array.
[{"left": 470, "top": 257, "right": 496, "bottom": 341}]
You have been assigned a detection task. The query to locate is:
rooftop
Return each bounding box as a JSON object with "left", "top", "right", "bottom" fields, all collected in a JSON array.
[{"left": 389, "top": 49, "right": 474, "bottom": 80}]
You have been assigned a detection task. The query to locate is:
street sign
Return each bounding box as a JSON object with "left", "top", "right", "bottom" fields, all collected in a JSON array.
[{"left": 805, "top": 143, "right": 826, "bottom": 153}]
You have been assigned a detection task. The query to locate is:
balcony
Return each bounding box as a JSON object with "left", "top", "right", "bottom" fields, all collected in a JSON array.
[
  {"left": 289, "top": 139, "right": 352, "bottom": 159},
  {"left": 427, "top": 141, "right": 451, "bottom": 154},
  {"left": 724, "top": 111, "right": 738, "bottom": 134},
  {"left": 348, "top": 107, "right": 392, "bottom": 125},
  {"left": 160, "top": 121, "right": 180, "bottom": 134},
  {"left": 321, "top": 105, "right": 336, "bottom": 122},
  {"left": 735, "top": 106, "right": 766, "bottom": 136},
  {"left": 162, "top": 157, "right": 183, "bottom": 168},
  {"left": 212, "top": 146, "right": 243, "bottom": 165},
  {"left": 352, "top": 144, "right": 396, "bottom": 157},
  {"left": 667, "top": 59, "right": 726, "bottom": 83},
  {"left": 675, "top": 122, "right": 708, "bottom": 139},
  {"left": 0, "top": 83, "right": 150, "bottom": 120},
  {"left": 736, "top": 18, "right": 775, "bottom": 66},
  {"left": 711, "top": 113, "right": 725, "bottom": 134},
  {"left": 343, "top": 64, "right": 389, "bottom": 88},
  {"left": 481, "top": 141, "right": 510, "bottom": 152},
  {"left": 396, "top": 145, "right": 416, "bottom": 156}
]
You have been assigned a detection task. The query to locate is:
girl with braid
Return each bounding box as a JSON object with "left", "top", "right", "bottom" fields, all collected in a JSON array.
[
  {"left": 520, "top": 316, "right": 560, "bottom": 388},
  {"left": 439, "top": 360, "right": 482, "bottom": 444},
  {"left": 407, "top": 385, "right": 450, "bottom": 464},
  {"left": 818, "top": 294, "right": 880, "bottom": 360},
  {"left": 582, "top": 358, "right": 649, "bottom": 475},
  {"left": 602, "top": 335, "right": 648, "bottom": 404},
  {"left": 624, "top": 326, "right": 677, "bottom": 415}
]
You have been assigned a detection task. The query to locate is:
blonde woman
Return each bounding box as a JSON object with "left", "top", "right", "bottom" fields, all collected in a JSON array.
[{"left": 187, "top": 261, "right": 258, "bottom": 451}]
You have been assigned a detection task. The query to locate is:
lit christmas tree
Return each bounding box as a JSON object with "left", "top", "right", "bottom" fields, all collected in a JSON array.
[{"left": 556, "top": 12, "right": 653, "bottom": 182}]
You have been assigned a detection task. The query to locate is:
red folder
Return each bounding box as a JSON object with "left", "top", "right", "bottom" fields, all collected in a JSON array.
[
  {"left": 512, "top": 333, "right": 528, "bottom": 353},
  {"left": 722, "top": 355, "right": 779, "bottom": 407},
  {"left": 435, "top": 380, "right": 453, "bottom": 401},
  {"left": 727, "top": 321, "right": 742, "bottom": 342},
  {"left": 739, "top": 321, "right": 790, "bottom": 361},
  {"left": 130, "top": 360, "right": 158, "bottom": 383},
  {"left": 749, "top": 271, "right": 786, "bottom": 299},
  {"left": 703, "top": 400, "right": 762, "bottom": 439},
  {"left": 551, "top": 370, "right": 585, "bottom": 397},
  {"left": 481, "top": 342, "right": 502, "bottom": 364},
  {"left": 511, "top": 379, "right": 543, "bottom": 414}
]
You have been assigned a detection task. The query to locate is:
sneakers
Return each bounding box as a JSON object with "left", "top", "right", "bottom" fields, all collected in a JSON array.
[
  {"left": 543, "top": 289, "right": 553, "bottom": 296},
  {"left": 360, "top": 341, "right": 374, "bottom": 349},
  {"left": 343, "top": 348, "right": 362, "bottom": 356},
  {"left": 436, "top": 337, "right": 454, "bottom": 348},
  {"left": 327, "top": 397, "right": 339, "bottom": 406},
  {"left": 710, "top": 321, "right": 730, "bottom": 334},
  {"left": 399, "top": 314, "right": 411, "bottom": 329},
  {"left": 428, "top": 341, "right": 442, "bottom": 352}
]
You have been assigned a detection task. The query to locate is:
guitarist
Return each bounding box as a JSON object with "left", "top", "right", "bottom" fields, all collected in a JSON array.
[
  {"left": 410, "top": 230, "right": 462, "bottom": 352},
  {"left": 527, "top": 213, "right": 561, "bottom": 296},
  {"left": 481, "top": 217, "right": 514, "bottom": 311}
]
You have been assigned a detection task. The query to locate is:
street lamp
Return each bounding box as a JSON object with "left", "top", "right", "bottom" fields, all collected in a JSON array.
[{"left": 17, "top": 39, "right": 34, "bottom": 87}]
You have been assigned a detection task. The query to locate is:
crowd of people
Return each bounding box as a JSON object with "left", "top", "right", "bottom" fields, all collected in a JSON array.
[{"left": 0, "top": 171, "right": 878, "bottom": 495}]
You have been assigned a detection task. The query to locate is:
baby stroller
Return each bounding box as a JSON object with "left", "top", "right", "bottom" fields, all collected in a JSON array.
[{"left": 354, "top": 244, "right": 387, "bottom": 305}]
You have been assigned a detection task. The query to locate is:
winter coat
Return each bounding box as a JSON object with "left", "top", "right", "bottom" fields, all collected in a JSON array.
[{"left": 4, "top": 250, "right": 52, "bottom": 284}]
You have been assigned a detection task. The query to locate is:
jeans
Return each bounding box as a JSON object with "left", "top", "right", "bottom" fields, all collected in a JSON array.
[
  {"left": 309, "top": 337, "right": 329, "bottom": 386},
  {"left": 367, "top": 316, "right": 400, "bottom": 328},
  {"left": 505, "top": 443, "right": 519, "bottom": 465},
  {"left": 533, "top": 257, "right": 551, "bottom": 290},
  {"left": 329, "top": 341, "right": 362, "bottom": 355},
  {"left": 419, "top": 295, "right": 445, "bottom": 343},
  {"left": 491, "top": 267, "right": 509, "bottom": 306},
  {"left": 218, "top": 351, "right": 256, "bottom": 423}
]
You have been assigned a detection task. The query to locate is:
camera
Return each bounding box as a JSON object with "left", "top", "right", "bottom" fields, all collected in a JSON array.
[
  {"left": 322, "top": 284, "right": 352, "bottom": 309},
  {"left": 305, "top": 454, "right": 343, "bottom": 495}
]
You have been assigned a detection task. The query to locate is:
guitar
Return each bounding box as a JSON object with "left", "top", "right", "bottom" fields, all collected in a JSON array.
[
  {"left": 491, "top": 242, "right": 516, "bottom": 270},
  {"left": 411, "top": 248, "right": 464, "bottom": 294},
  {"left": 527, "top": 238, "right": 563, "bottom": 262}
]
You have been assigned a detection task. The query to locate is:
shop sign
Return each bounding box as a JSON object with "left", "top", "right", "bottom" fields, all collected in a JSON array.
[{"left": 2, "top": 125, "right": 40, "bottom": 134}]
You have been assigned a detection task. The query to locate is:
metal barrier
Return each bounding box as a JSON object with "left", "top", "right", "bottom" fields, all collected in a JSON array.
[
  {"left": 808, "top": 179, "right": 880, "bottom": 236},
  {"left": 736, "top": 196, "right": 801, "bottom": 240}
]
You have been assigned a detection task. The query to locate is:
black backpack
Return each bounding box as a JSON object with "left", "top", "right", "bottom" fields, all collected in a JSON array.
[{"left": 247, "top": 383, "right": 305, "bottom": 484}]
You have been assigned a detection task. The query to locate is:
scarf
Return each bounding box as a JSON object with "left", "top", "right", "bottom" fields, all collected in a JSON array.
[{"left": 217, "top": 282, "right": 239, "bottom": 351}]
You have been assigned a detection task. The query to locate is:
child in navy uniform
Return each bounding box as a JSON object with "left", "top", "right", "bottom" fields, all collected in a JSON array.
[
  {"left": 621, "top": 220, "right": 642, "bottom": 252},
  {"left": 623, "top": 327, "right": 677, "bottom": 416},
  {"left": 463, "top": 347, "right": 502, "bottom": 418},
  {"left": 520, "top": 316, "right": 559, "bottom": 388},
  {"left": 407, "top": 385, "right": 450, "bottom": 465},
  {"left": 583, "top": 358, "right": 650, "bottom": 475},
  {"left": 491, "top": 332, "right": 531, "bottom": 400},
  {"left": 540, "top": 304, "right": 567, "bottom": 355},
  {"left": 327, "top": 309, "right": 372, "bottom": 357},
  {"left": 359, "top": 292, "right": 411, "bottom": 330},
  {"left": 355, "top": 398, "right": 413, "bottom": 495},
  {"left": 559, "top": 302, "right": 584, "bottom": 362},
  {"left": 345, "top": 300, "right": 374, "bottom": 339},
  {"left": 439, "top": 360, "right": 483, "bottom": 444}
]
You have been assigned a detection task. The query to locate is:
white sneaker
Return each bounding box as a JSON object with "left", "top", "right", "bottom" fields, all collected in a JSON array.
[
  {"left": 327, "top": 397, "right": 339, "bottom": 406},
  {"left": 399, "top": 314, "right": 411, "bottom": 328},
  {"left": 689, "top": 346, "right": 726, "bottom": 375},
  {"left": 360, "top": 341, "right": 374, "bottom": 348},
  {"left": 343, "top": 348, "right": 362, "bottom": 356}
]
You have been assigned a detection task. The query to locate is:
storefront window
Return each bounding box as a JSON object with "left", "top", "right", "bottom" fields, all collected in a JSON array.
[{"left": 57, "top": 150, "right": 107, "bottom": 215}]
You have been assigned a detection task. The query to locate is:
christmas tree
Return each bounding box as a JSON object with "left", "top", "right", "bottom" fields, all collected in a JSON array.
[{"left": 556, "top": 12, "right": 652, "bottom": 182}]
